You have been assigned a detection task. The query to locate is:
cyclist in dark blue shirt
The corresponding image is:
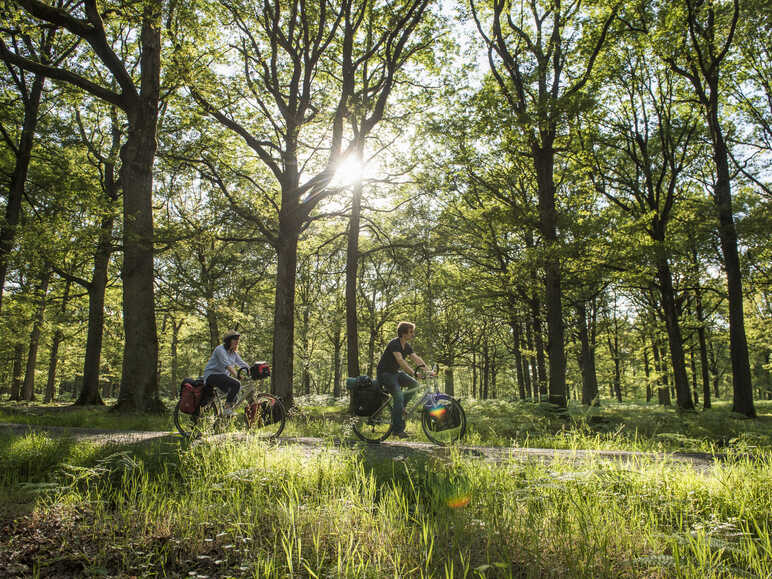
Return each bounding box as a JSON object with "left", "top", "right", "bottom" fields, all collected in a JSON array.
[{"left": 376, "top": 321, "right": 433, "bottom": 438}]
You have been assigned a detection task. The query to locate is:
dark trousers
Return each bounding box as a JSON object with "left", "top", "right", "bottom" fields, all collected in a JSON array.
[{"left": 205, "top": 373, "right": 241, "bottom": 405}]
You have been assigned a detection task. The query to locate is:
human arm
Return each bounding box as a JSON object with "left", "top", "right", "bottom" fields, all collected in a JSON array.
[
  {"left": 392, "top": 351, "right": 418, "bottom": 376},
  {"left": 409, "top": 353, "right": 434, "bottom": 376}
]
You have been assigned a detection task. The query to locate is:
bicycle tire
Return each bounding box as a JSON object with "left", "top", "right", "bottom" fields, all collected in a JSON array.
[
  {"left": 174, "top": 396, "right": 222, "bottom": 439},
  {"left": 421, "top": 397, "right": 466, "bottom": 446},
  {"left": 244, "top": 393, "right": 286, "bottom": 439},
  {"left": 352, "top": 399, "right": 394, "bottom": 443}
]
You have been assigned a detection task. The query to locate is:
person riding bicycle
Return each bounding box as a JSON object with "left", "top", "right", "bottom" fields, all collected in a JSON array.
[
  {"left": 376, "top": 321, "right": 434, "bottom": 438},
  {"left": 203, "top": 330, "right": 249, "bottom": 416}
]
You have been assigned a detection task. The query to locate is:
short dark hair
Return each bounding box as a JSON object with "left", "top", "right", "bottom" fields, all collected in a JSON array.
[{"left": 397, "top": 321, "right": 415, "bottom": 337}]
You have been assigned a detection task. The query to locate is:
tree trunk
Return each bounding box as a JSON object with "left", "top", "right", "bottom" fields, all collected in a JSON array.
[
  {"left": 345, "top": 179, "right": 363, "bottom": 378},
  {"left": 332, "top": 317, "right": 342, "bottom": 397},
  {"left": 510, "top": 320, "right": 526, "bottom": 400},
  {"left": 643, "top": 344, "right": 652, "bottom": 403},
  {"left": 651, "top": 335, "right": 671, "bottom": 406},
  {"left": 534, "top": 140, "right": 566, "bottom": 406},
  {"left": 170, "top": 317, "right": 182, "bottom": 397},
  {"left": 45, "top": 280, "right": 71, "bottom": 403},
  {"left": 10, "top": 343, "right": 24, "bottom": 401},
  {"left": 695, "top": 284, "right": 712, "bottom": 409},
  {"left": 271, "top": 213, "right": 299, "bottom": 408},
  {"left": 655, "top": 251, "right": 693, "bottom": 410},
  {"left": 689, "top": 346, "right": 699, "bottom": 406},
  {"left": 529, "top": 301, "right": 548, "bottom": 398},
  {"left": 23, "top": 270, "right": 51, "bottom": 401},
  {"left": 77, "top": 213, "right": 114, "bottom": 406},
  {"left": 577, "top": 301, "right": 599, "bottom": 405},
  {"left": 0, "top": 74, "right": 44, "bottom": 316},
  {"left": 707, "top": 99, "right": 755, "bottom": 416},
  {"left": 115, "top": 7, "right": 162, "bottom": 413}
]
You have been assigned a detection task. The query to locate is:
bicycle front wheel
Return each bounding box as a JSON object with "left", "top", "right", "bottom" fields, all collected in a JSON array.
[
  {"left": 244, "top": 394, "right": 286, "bottom": 439},
  {"left": 174, "top": 397, "right": 222, "bottom": 439},
  {"left": 421, "top": 397, "right": 466, "bottom": 446},
  {"left": 351, "top": 399, "right": 393, "bottom": 443}
]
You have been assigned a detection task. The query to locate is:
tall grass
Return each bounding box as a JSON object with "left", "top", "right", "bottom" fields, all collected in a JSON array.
[{"left": 1, "top": 428, "right": 771, "bottom": 577}]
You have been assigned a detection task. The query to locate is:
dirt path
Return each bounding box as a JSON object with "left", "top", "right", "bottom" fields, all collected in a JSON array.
[{"left": 0, "top": 422, "right": 722, "bottom": 469}]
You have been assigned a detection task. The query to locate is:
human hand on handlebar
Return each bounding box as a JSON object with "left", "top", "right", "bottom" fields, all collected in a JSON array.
[{"left": 415, "top": 365, "right": 437, "bottom": 379}]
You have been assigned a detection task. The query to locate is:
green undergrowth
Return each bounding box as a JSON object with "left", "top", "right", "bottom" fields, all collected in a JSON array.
[
  {"left": 2, "top": 398, "right": 771, "bottom": 454},
  {"left": 0, "top": 400, "right": 173, "bottom": 432},
  {"left": 0, "top": 430, "right": 770, "bottom": 577}
]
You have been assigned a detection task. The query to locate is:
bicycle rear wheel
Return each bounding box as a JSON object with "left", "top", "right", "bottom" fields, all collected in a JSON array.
[
  {"left": 421, "top": 397, "right": 466, "bottom": 446},
  {"left": 352, "top": 399, "right": 393, "bottom": 443},
  {"left": 174, "top": 396, "right": 222, "bottom": 439},
  {"left": 244, "top": 394, "right": 286, "bottom": 439}
]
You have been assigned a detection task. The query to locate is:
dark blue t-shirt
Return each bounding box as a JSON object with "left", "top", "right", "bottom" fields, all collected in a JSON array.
[{"left": 377, "top": 338, "right": 413, "bottom": 374}]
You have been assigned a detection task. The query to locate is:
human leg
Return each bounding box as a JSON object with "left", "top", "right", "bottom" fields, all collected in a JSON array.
[
  {"left": 205, "top": 374, "right": 241, "bottom": 406},
  {"left": 379, "top": 372, "right": 405, "bottom": 433},
  {"left": 397, "top": 371, "right": 419, "bottom": 408}
]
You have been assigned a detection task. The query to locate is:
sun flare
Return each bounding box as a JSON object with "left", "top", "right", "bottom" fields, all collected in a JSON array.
[{"left": 332, "top": 154, "right": 366, "bottom": 187}]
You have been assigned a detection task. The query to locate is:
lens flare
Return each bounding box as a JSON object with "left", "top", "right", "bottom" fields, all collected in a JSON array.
[
  {"left": 428, "top": 406, "right": 447, "bottom": 420},
  {"left": 446, "top": 494, "right": 471, "bottom": 509}
]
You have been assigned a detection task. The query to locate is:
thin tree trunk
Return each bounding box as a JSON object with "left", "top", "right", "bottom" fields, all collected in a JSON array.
[
  {"left": 345, "top": 178, "right": 363, "bottom": 378},
  {"left": 45, "top": 279, "right": 71, "bottom": 403},
  {"left": 23, "top": 270, "right": 51, "bottom": 401},
  {"left": 577, "top": 301, "right": 599, "bottom": 405},
  {"left": 77, "top": 213, "right": 114, "bottom": 406},
  {"left": 643, "top": 344, "right": 652, "bottom": 403},
  {"left": 332, "top": 317, "right": 343, "bottom": 398},
  {"left": 510, "top": 320, "right": 526, "bottom": 400},
  {"left": 655, "top": 252, "right": 693, "bottom": 409},
  {"left": 695, "top": 284, "right": 712, "bottom": 408},
  {"left": 10, "top": 343, "right": 24, "bottom": 401}
]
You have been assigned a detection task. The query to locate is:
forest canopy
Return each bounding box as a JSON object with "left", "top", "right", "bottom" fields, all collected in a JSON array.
[{"left": 0, "top": 0, "right": 769, "bottom": 416}]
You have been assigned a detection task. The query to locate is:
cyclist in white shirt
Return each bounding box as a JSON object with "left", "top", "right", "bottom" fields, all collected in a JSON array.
[{"left": 203, "top": 330, "right": 249, "bottom": 415}]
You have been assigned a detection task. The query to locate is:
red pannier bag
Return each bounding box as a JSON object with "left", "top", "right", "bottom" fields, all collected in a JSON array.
[{"left": 179, "top": 378, "right": 206, "bottom": 414}]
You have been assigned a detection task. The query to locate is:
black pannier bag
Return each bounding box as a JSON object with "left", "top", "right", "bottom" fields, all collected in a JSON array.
[{"left": 346, "top": 375, "right": 388, "bottom": 417}]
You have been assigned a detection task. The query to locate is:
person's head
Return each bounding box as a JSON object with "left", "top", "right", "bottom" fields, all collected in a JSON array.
[
  {"left": 396, "top": 321, "right": 415, "bottom": 339},
  {"left": 223, "top": 330, "right": 241, "bottom": 351}
]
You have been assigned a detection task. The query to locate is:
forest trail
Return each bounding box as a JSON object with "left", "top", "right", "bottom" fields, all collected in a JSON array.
[{"left": 0, "top": 422, "right": 722, "bottom": 470}]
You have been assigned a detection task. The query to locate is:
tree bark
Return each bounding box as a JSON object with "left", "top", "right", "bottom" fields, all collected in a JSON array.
[
  {"left": 655, "top": 250, "right": 693, "bottom": 409},
  {"left": 510, "top": 320, "right": 526, "bottom": 400},
  {"left": 77, "top": 212, "right": 114, "bottom": 406},
  {"left": 45, "top": 280, "right": 71, "bottom": 403},
  {"left": 10, "top": 343, "right": 24, "bottom": 401},
  {"left": 272, "top": 212, "right": 300, "bottom": 408},
  {"left": 114, "top": 5, "right": 162, "bottom": 413},
  {"left": 694, "top": 283, "right": 712, "bottom": 408},
  {"left": 345, "top": 179, "right": 363, "bottom": 378},
  {"left": 577, "top": 301, "right": 599, "bottom": 405},
  {"left": 709, "top": 110, "right": 754, "bottom": 416},
  {"left": 23, "top": 270, "right": 50, "bottom": 401}
]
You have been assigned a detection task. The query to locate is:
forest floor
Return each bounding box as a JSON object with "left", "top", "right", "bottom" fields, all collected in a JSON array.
[{"left": 0, "top": 421, "right": 722, "bottom": 470}]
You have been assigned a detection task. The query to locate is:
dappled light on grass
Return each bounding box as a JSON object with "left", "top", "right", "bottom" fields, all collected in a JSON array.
[{"left": 1, "top": 399, "right": 771, "bottom": 576}]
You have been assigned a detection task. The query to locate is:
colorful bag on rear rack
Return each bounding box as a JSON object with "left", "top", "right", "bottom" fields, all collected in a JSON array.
[
  {"left": 425, "top": 395, "right": 462, "bottom": 432},
  {"left": 179, "top": 378, "right": 208, "bottom": 414}
]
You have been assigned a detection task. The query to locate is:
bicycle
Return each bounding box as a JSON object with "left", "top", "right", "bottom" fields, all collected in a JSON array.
[
  {"left": 173, "top": 362, "right": 286, "bottom": 440},
  {"left": 350, "top": 368, "right": 466, "bottom": 446}
]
